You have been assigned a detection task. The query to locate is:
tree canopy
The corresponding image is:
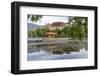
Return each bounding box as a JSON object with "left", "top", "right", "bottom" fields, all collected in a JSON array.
[{"left": 28, "top": 15, "right": 42, "bottom": 22}]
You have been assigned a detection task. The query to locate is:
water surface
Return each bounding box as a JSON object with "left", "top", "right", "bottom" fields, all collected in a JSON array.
[{"left": 27, "top": 42, "right": 88, "bottom": 61}]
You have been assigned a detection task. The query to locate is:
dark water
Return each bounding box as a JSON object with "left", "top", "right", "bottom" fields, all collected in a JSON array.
[{"left": 27, "top": 42, "right": 88, "bottom": 61}]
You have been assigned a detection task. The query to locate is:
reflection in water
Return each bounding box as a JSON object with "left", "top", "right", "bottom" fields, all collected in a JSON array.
[{"left": 27, "top": 42, "right": 88, "bottom": 61}]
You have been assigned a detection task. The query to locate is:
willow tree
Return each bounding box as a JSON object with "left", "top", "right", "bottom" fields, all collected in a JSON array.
[
  {"left": 28, "top": 15, "right": 42, "bottom": 37},
  {"left": 28, "top": 15, "right": 42, "bottom": 22},
  {"left": 68, "top": 16, "right": 88, "bottom": 40}
]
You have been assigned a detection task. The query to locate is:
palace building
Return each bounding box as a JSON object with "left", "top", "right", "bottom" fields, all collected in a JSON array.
[{"left": 44, "top": 22, "right": 66, "bottom": 38}]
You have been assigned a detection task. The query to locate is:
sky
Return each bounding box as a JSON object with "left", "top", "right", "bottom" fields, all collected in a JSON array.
[{"left": 28, "top": 15, "right": 69, "bottom": 26}]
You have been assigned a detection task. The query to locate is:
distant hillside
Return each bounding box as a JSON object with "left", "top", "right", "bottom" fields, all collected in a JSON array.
[{"left": 28, "top": 23, "right": 41, "bottom": 31}]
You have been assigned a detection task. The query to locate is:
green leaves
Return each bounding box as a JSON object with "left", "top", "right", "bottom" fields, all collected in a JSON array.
[
  {"left": 68, "top": 16, "right": 88, "bottom": 40},
  {"left": 28, "top": 27, "right": 48, "bottom": 38},
  {"left": 68, "top": 16, "right": 88, "bottom": 26},
  {"left": 28, "top": 15, "right": 42, "bottom": 22}
]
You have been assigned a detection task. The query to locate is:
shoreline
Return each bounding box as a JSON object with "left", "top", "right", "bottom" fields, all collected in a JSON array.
[{"left": 28, "top": 38, "right": 87, "bottom": 46}]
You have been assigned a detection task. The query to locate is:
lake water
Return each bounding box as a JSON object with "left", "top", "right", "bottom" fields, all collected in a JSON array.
[{"left": 27, "top": 42, "right": 88, "bottom": 61}]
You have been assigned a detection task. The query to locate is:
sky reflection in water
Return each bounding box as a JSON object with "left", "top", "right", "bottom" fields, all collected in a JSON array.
[{"left": 27, "top": 43, "right": 88, "bottom": 61}]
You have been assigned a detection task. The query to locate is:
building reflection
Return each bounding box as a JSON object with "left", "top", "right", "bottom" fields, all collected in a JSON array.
[{"left": 28, "top": 41, "right": 87, "bottom": 55}]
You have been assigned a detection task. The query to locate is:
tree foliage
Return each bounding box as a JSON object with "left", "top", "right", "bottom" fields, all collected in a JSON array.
[
  {"left": 28, "top": 15, "right": 42, "bottom": 22},
  {"left": 68, "top": 16, "right": 88, "bottom": 39}
]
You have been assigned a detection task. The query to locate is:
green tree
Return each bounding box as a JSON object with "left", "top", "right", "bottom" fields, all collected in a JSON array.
[
  {"left": 61, "top": 26, "right": 70, "bottom": 37},
  {"left": 41, "top": 27, "right": 48, "bottom": 37},
  {"left": 28, "top": 15, "right": 43, "bottom": 38},
  {"left": 35, "top": 28, "right": 42, "bottom": 37},
  {"left": 68, "top": 17, "right": 87, "bottom": 25},
  {"left": 54, "top": 28, "right": 62, "bottom": 37},
  {"left": 28, "top": 31, "right": 36, "bottom": 38},
  {"left": 28, "top": 15, "right": 42, "bottom": 22},
  {"left": 67, "top": 16, "right": 88, "bottom": 40},
  {"left": 28, "top": 31, "right": 32, "bottom": 37}
]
